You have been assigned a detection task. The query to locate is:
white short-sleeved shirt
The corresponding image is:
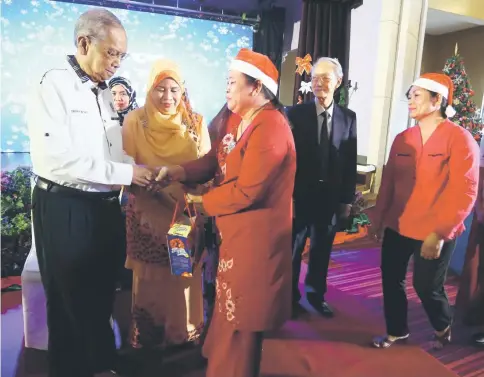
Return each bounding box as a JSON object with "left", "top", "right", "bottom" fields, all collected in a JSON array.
[{"left": 28, "top": 56, "right": 133, "bottom": 192}]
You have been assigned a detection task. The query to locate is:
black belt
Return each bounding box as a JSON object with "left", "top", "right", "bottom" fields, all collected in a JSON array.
[{"left": 36, "top": 177, "right": 120, "bottom": 201}]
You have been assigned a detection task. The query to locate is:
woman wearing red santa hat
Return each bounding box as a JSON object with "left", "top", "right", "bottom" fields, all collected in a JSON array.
[
  {"left": 154, "top": 48, "right": 296, "bottom": 376},
  {"left": 369, "top": 72, "right": 480, "bottom": 349}
]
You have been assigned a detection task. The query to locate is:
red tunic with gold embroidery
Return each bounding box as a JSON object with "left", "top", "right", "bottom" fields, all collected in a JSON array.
[{"left": 183, "top": 105, "right": 296, "bottom": 331}]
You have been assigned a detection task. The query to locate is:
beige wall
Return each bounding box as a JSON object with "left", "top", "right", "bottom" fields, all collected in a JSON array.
[
  {"left": 347, "top": 0, "right": 384, "bottom": 158},
  {"left": 428, "top": 0, "right": 484, "bottom": 21},
  {"left": 279, "top": 50, "right": 297, "bottom": 106},
  {"left": 366, "top": 0, "right": 427, "bottom": 188},
  {"left": 422, "top": 26, "right": 484, "bottom": 108},
  {"left": 279, "top": 0, "right": 428, "bottom": 178}
]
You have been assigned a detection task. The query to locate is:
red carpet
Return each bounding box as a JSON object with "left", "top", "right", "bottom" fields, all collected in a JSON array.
[
  {"left": 1, "top": 275, "right": 21, "bottom": 289},
  {"left": 260, "top": 301, "right": 458, "bottom": 377},
  {"left": 325, "top": 242, "right": 484, "bottom": 377},
  {"left": 3, "top": 239, "right": 483, "bottom": 377},
  {"left": 303, "top": 226, "right": 369, "bottom": 257}
]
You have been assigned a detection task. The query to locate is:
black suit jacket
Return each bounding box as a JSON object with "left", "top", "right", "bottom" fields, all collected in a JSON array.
[{"left": 286, "top": 102, "right": 357, "bottom": 219}]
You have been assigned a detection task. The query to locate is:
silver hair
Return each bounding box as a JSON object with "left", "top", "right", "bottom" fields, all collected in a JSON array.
[
  {"left": 74, "top": 9, "right": 124, "bottom": 47},
  {"left": 311, "top": 57, "right": 344, "bottom": 79}
]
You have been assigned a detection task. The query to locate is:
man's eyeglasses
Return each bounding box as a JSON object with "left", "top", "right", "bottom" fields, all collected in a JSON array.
[
  {"left": 311, "top": 76, "right": 331, "bottom": 83},
  {"left": 87, "top": 36, "right": 129, "bottom": 61},
  {"left": 106, "top": 48, "right": 129, "bottom": 62}
]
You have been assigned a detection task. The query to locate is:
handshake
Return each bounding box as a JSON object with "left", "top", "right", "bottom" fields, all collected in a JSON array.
[{"left": 131, "top": 165, "right": 186, "bottom": 189}]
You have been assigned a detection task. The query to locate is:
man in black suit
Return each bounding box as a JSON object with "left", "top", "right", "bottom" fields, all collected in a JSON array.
[{"left": 287, "top": 57, "right": 357, "bottom": 318}]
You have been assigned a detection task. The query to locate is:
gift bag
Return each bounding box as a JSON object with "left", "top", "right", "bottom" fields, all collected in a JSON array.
[{"left": 166, "top": 195, "right": 205, "bottom": 277}]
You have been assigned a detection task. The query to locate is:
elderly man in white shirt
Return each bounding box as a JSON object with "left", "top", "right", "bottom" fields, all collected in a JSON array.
[{"left": 28, "top": 9, "right": 151, "bottom": 377}]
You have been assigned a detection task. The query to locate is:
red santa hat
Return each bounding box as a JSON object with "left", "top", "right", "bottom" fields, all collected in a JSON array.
[
  {"left": 410, "top": 73, "right": 456, "bottom": 117},
  {"left": 229, "top": 48, "right": 279, "bottom": 96}
]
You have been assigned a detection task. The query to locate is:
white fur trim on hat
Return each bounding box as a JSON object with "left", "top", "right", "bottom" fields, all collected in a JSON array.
[
  {"left": 230, "top": 59, "right": 278, "bottom": 96},
  {"left": 412, "top": 77, "right": 456, "bottom": 118},
  {"left": 412, "top": 78, "right": 449, "bottom": 98}
]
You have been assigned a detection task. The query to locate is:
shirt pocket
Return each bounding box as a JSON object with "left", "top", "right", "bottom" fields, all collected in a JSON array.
[
  {"left": 394, "top": 152, "right": 416, "bottom": 177},
  {"left": 70, "top": 112, "right": 103, "bottom": 152},
  {"left": 70, "top": 112, "right": 91, "bottom": 130},
  {"left": 424, "top": 152, "right": 449, "bottom": 178}
]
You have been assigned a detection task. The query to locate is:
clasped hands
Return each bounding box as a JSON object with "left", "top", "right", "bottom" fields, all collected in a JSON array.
[{"left": 131, "top": 165, "right": 189, "bottom": 192}]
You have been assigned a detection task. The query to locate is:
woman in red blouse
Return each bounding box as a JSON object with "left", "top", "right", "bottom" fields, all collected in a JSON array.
[
  {"left": 154, "top": 49, "right": 296, "bottom": 377},
  {"left": 370, "top": 73, "right": 480, "bottom": 349}
]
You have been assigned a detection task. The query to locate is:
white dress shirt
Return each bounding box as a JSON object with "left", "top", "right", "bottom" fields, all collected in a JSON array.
[
  {"left": 28, "top": 58, "right": 134, "bottom": 192},
  {"left": 315, "top": 99, "right": 334, "bottom": 143}
]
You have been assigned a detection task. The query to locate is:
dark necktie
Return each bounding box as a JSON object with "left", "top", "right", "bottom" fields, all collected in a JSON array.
[{"left": 319, "top": 111, "right": 329, "bottom": 181}]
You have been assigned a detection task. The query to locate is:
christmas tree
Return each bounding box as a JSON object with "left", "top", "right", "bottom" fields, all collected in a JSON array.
[{"left": 442, "top": 44, "right": 483, "bottom": 143}]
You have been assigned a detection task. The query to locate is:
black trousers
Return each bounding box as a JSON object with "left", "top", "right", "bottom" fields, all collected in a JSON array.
[
  {"left": 381, "top": 228, "right": 455, "bottom": 337},
  {"left": 32, "top": 185, "right": 125, "bottom": 377},
  {"left": 292, "top": 185, "right": 337, "bottom": 303},
  {"left": 117, "top": 194, "right": 132, "bottom": 291},
  {"left": 116, "top": 212, "right": 132, "bottom": 291}
]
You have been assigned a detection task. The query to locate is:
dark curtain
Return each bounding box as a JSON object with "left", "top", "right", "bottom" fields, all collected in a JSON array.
[
  {"left": 294, "top": 0, "right": 363, "bottom": 105},
  {"left": 253, "top": 6, "right": 286, "bottom": 84}
]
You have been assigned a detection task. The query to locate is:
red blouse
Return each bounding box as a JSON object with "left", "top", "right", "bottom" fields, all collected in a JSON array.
[{"left": 372, "top": 120, "right": 480, "bottom": 241}]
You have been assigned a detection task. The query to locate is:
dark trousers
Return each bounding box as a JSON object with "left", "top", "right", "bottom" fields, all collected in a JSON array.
[
  {"left": 292, "top": 185, "right": 337, "bottom": 303},
  {"left": 381, "top": 228, "right": 455, "bottom": 337},
  {"left": 32, "top": 185, "right": 125, "bottom": 377},
  {"left": 117, "top": 193, "right": 132, "bottom": 291}
]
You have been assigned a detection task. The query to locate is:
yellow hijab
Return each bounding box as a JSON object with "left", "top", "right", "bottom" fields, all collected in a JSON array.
[
  {"left": 123, "top": 61, "right": 202, "bottom": 244},
  {"left": 142, "top": 59, "right": 198, "bottom": 164}
]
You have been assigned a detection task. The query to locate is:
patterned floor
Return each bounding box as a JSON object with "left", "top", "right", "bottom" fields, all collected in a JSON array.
[
  {"left": 328, "top": 240, "right": 484, "bottom": 377},
  {"left": 2, "top": 236, "right": 483, "bottom": 377}
]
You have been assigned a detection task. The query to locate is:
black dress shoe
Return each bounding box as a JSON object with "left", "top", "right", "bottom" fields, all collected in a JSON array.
[
  {"left": 472, "top": 332, "right": 484, "bottom": 347},
  {"left": 308, "top": 298, "right": 334, "bottom": 318}
]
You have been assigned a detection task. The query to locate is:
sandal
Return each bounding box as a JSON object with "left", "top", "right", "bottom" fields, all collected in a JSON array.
[
  {"left": 372, "top": 334, "right": 409, "bottom": 349},
  {"left": 431, "top": 327, "right": 451, "bottom": 350}
]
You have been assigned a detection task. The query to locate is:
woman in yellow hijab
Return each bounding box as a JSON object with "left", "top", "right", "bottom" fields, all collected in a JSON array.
[{"left": 122, "top": 59, "right": 211, "bottom": 353}]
